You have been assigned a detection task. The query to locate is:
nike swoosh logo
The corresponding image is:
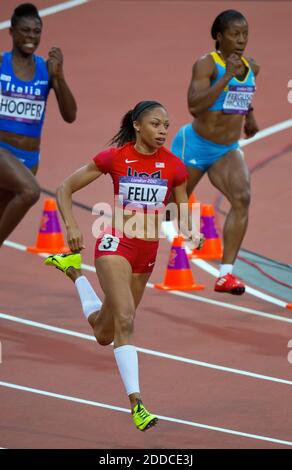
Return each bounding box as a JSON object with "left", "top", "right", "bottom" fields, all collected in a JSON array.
[
  {"left": 125, "top": 159, "right": 138, "bottom": 164},
  {"left": 148, "top": 262, "right": 155, "bottom": 267}
]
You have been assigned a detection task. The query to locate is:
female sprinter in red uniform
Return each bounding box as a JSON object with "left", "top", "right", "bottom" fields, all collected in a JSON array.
[
  {"left": 0, "top": 3, "right": 76, "bottom": 247},
  {"left": 45, "top": 101, "right": 201, "bottom": 431}
]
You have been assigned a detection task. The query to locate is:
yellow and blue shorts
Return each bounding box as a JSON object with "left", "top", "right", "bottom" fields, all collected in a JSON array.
[{"left": 171, "top": 123, "right": 240, "bottom": 172}]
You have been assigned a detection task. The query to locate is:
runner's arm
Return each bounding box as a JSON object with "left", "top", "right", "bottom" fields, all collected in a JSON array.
[
  {"left": 48, "top": 47, "right": 77, "bottom": 123},
  {"left": 173, "top": 182, "right": 203, "bottom": 247},
  {"left": 57, "top": 162, "right": 102, "bottom": 232},
  {"left": 244, "top": 58, "right": 260, "bottom": 138},
  {"left": 52, "top": 75, "right": 77, "bottom": 123},
  {"left": 188, "top": 55, "right": 232, "bottom": 117}
]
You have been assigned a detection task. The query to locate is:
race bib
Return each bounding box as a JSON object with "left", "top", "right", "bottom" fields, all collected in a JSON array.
[
  {"left": 223, "top": 85, "right": 255, "bottom": 114},
  {"left": 98, "top": 234, "right": 120, "bottom": 252},
  {"left": 119, "top": 176, "right": 168, "bottom": 208},
  {"left": 0, "top": 92, "right": 46, "bottom": 123}
]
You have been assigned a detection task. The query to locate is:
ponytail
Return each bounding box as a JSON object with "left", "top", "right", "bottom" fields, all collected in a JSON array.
[
  {"left": 108, "top": 110, "right": 136, "bottom": 147},
  {"left": 109, "top": 100, "right": 163, "bottom": 148}
]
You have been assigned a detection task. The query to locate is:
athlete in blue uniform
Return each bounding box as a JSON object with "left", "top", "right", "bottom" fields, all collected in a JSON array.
[
  {"left": 171, "top": 10, "right": 260, "bottom": 295},
  {"left": 0, "top": 3, "right": 77, "bottom": 247}
]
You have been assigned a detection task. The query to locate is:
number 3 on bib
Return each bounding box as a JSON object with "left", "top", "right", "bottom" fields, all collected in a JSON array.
[{"left": 98, "top": 234, "right": 120, "bottom": 252}]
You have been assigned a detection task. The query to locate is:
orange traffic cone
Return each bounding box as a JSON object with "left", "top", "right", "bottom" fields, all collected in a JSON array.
[
  {"left": 190, "top": 204, "right": 223, "bottom": 260},
  {"left": 27, "top": 198, "right": 70, "bottom": 254},
  {"left": 155, "top": 236, "right": 204, "bottom": 291}
]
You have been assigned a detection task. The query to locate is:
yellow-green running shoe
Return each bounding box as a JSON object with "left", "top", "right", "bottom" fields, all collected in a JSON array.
[
  {"left": 132, "top": 400, "right": 158, "bottom": 431},
  {"left": 44, "top": 253, "right": 81, "bottom": 273}
]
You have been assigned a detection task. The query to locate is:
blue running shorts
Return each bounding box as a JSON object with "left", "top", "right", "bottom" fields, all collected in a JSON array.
[
  {"left": 0, "top": 141, "right": 40, "bottom": 169},
  {"left": 171, "top": 123, "right": 240, "bottom": 172}
]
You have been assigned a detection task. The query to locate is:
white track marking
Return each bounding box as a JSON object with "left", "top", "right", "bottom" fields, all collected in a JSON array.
[
  {"left": 3, "top": 239, "right": 292, "bottom": 324},
  {"left": 147, "top": 283, "right": 292, "bottom": 324},
  {"left": 1, "top": 312, "right": 292, "bottom": 386},
  {"left": 239, "top": 119, "right": 292, "bottom": 147},
  {"left": 3, "top": 240, "right": 26, "bottom": 252},
  {"left": 0, "top": 380, "right": 291, "bottom": 447},
  {"left": 0, "top": 0, "right": 89, "bottom": 30}
]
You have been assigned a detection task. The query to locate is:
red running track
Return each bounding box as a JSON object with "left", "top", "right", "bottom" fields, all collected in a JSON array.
[{"left": 0, "top": 0, "right": 292, "bottom": 449}]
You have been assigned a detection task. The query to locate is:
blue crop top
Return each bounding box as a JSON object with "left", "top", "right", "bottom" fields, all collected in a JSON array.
[
  {"left": 0, "top": 51, "right": 51, "bottom": 137},
  {"left": 208, "top": 51, "right": 256, "bottom": 115}
]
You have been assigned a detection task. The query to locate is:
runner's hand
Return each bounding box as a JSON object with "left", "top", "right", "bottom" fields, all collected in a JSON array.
[
  {"left": 47, "top": 47, "right": 64, "bottom": 79},
  {"left": 184, "top": 233, "right": 205, "bottom": 251},
  {"left": 66, "top": 226, "right": 85, "bottom": 252},
  {"left": 225, "top": 53, "right": 243, "bottom": 77},
  {"left": 244, "top": 113, "right": 259, "bottom": 138}
]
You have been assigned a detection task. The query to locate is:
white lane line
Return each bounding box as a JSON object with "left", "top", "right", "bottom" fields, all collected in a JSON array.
[
  {"left": 4, "top": 239, "right": 292, "bottom": 325},
  {"left": 162, "top": 220, "right": 290, "bottom": 309},
  {"left": 3, "top": 240, "right": 27, "bottom": 252},
  {"left": 148, "top": 283, "right": 292, "bottom": 324},
  {"left": 2, "top": 312, "right": 292, "bottom": 387},
  {"left": 0, "top": 380, "right": 291, "bottom": 447},
  {"left": 0, "top": 0, "right": 89, "bottom": 30},
  {"left": 239, "top": 119, "right": 292, "bottom": 147}
]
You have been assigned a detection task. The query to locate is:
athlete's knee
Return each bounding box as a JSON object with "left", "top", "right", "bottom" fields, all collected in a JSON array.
[
  {"left": 21, "top": 182, "right": 41, "bottom": 206},
  {"left": 114, "top": 307, "right": 135, "bottom": 336},
  {"left": 93, "top": 322, "right": 114, "bottom": 346},
  {"left": 95, "top": 334, "right": 113, "bottom": 347},
  {"left": 231, "top": 189, "right": 251, "bottom": 210}
]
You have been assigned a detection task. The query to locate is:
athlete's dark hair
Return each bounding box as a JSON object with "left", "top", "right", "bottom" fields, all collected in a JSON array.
[
  {"left": 11, "top": 3, "right": 42, "bottom": 28},
  {"left": 211, "top": 10, "right": 247, "bottom": 50},
  {"left": 109, "top": 100, "right": 164, "bottom": 147}
]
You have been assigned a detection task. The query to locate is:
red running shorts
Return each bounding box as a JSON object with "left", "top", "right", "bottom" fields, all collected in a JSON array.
[{"left": 94, "top": 230, "right": 159, "bottom": 273}]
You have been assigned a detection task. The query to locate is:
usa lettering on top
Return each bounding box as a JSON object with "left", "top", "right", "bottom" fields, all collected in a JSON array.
[{"left": 93, "top": 142, "right": 188, "bottom": 212}]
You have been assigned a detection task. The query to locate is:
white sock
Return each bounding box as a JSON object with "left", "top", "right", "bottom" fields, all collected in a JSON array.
[
  {"left": 219, "top": 264, "right": 233, "bottom": 277},
  {"left": 114, "top": 345, "right": 140, "bottom": 396},
  {"left": 75, "top": 275, "right": 102, "bottom": 319}
]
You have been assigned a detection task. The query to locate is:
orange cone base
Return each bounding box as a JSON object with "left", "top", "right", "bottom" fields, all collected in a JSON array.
[
  {"left": 27, "top": 232, "right": 70, "bottom": 254},
  {"left": 155, "top": 238, "right": 205, "bottom": 291},
  {"left": 155, "top": 267, "right": 205, "bottom": 291},
  {"left": 286, "top": 303, "right": 292, "bottom": 310},
  {"left": 190, "top": 238, "right": 223, "bottom": 260},
  {"left": 155, "top": 283, "right": 205, "bottom": 291},
  {"left": 27, "top": 245, "right": 70, "bottom": 254}
]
